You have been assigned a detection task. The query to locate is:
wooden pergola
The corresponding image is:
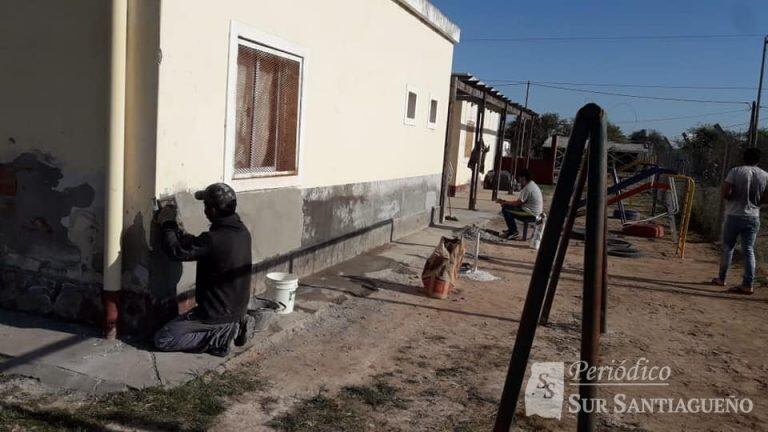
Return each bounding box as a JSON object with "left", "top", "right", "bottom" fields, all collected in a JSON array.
[{"left": 438, "top": 73, "right": 538, "bottom": 222}]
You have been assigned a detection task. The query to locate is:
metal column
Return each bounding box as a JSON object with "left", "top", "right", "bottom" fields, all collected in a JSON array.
[
  {"left": 469, "top": 95, "right": 486, "bottom": 210},
  {"left": 492, "top": 107, "right": 508, "bottom": 201},
  {"left": 525, "top": 116, "right": 536, "bottom": 169},
  {"left": 578, "top": 108, "right": 608, "bottom": 432},
  {"left": 438, "top": 76, "right": 458, "bottom": 224}
]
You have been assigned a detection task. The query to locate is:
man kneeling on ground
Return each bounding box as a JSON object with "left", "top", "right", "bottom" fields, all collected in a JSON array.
[
  {"left": 153, "top": 183, "right": 255, "bottom": 357},
  {"left": 495, "top": 169, "right": 544, "bottom": 240}
]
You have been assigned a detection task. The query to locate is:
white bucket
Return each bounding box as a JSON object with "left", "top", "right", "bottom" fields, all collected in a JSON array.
[
  {"left": 530, "top": 216, "right": 546, "bottom": 251},
  {"left": 266, "top": 272, "right": 299, "bottom": 314}
]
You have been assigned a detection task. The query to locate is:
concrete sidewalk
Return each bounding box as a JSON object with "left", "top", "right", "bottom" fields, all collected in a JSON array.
[{"left": 0, "top": 193, "right": 499, "bottom": 394}]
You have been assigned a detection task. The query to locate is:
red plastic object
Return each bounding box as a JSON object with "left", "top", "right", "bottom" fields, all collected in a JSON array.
[
  {"left": 422, "top": 276, "right": 452, "bottom": 299},
  {"left": 622, "top": 223, "right": 664, "bottom": 238},
  {"left": 102, "top": 291, "right": 120, "bottom": 339}
]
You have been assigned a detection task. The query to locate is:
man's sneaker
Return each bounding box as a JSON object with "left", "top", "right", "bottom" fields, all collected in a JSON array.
[
  {"left": 234, "top": 314, "right": 256, "bottom": 347},
  {"left": 506, "top": 231, "right": 521, "bottom": 240}
]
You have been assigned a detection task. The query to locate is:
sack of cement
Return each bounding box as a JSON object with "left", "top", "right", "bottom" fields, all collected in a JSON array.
[{"left": 421, "top": 236, "right": 465, "bottom": 299}]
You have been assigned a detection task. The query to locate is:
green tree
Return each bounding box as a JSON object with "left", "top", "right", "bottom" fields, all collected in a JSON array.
[
  {"left": 607, "top": 122, "right": 627, "bottom": 142},
  {"left": 504, "top": 112, "right": 572, "bottom": 153},
  {"left": 629, "top": 128, "right": 672, "bottom": 164},
  {"left": 678, "top": 124, "right": 742, "bottom": 186}
]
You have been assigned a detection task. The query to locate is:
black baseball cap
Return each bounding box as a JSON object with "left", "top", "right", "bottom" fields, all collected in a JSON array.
[{"left": 194, "top": 183, "right": 237, "bottom": 211}]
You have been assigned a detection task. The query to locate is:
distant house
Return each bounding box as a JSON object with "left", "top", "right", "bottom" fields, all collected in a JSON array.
[
  {"left": 0, "top": 0, "right": 460, "bottom": 335},
  {"left": 543, "top": 136, "right": 652, "bottom": 179}
]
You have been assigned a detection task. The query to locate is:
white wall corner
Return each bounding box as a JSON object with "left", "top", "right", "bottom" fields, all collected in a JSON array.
[{"left": 392, "top": 0, "right": 461, "bottom": 43}]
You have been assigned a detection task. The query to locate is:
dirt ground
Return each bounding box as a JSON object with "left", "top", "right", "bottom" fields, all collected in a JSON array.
[
  {"left": 213, "top": 194, "right": 767, "bottom": 431},
  {"left": 1, "top": 190, "right": 766, "bottom": 431}
]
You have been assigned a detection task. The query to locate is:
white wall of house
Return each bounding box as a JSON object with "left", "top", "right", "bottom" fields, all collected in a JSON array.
[
  {"left": 152, "top": 0, "right": 455, "bottom": 196},
  {"left": 0, "top": 1, "right": 110, "bottom": 287}
]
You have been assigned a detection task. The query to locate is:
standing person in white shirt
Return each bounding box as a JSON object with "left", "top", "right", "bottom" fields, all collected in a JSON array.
[
  {"left": 712, "top": 148, "right": 768, "bottom": 295},
  {"left": 496, "top": 169, "right": 544, "bottom": 240}
]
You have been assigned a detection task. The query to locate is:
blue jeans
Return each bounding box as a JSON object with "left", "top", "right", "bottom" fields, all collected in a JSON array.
[
  {"left": 502, "top": 204, "right": 533, "bottom": 234},
  {"left": 719, "top": 215, "right": 760, "bottom": 288}
]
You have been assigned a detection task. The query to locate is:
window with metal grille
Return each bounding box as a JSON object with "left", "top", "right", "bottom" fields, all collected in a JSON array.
[
  {"left": 404, "top": 85, "right": 418, "bottom": 125},
  {"left": 234, "top": 40, "right": 301, "bottom": 177},
  {"left": 428, "top": 98, "right": 438, "bottom": 128}
]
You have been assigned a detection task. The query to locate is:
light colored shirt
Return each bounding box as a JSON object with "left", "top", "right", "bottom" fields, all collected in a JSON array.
[
  {"left": 519, "top": 180, "right": 544, "bottom": 215},
  {"left": 725, "top": 165, "right": 768, "bottom": 217}
]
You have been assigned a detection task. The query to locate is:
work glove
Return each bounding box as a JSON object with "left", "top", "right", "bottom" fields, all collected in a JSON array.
[{"left": 157, "top": 205, "right": 178, "bottom": 226}]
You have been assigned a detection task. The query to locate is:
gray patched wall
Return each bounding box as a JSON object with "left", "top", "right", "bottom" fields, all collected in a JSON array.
[
  {"left": 168, "top": 174, "right": 439, "bottom": 300},
  {"left": 302, "top": 174, "right": 440, "bottom": 247},
  {"left": 0, "top": 153, "right": 104, "bottom": 323}
]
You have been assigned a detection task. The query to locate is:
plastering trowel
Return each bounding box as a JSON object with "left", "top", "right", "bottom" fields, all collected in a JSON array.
[{"left": 153, "top": 195, "right": 185, "bottom": 230}]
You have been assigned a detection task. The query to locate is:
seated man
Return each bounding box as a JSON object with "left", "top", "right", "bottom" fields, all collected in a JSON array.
[
  {"left": 495, "top": 169, "right": 544, "bottom": 240},
  {"left": 153, "top": 183, "right": 256, "bottom": 357}
]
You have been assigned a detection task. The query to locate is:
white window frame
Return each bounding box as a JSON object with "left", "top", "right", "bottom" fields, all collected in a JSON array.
[
  {"left": 403, "top": 84, "right": 418, "bottom": 126},
  {"left": 427, "top": 94, "right": 439, "bottom": 129},
  {"left": 223, "top": 21, "right": 309, "bottom": 191}
]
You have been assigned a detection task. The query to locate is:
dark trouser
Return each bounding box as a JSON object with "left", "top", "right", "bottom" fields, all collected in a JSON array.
[
  {"left": 719, "top": 215, "right": 760, "bottom": 288},
  {"left": 153, "top": 309, "right": 238, "bottom": 353},
  {"left": 501, "top": 204, "right": 533, "bottom": 234}
]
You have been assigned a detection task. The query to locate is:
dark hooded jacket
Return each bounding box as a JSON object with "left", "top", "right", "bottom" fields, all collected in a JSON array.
[{"left": 162, "top": 214, "right": 252, "bottom": 324}]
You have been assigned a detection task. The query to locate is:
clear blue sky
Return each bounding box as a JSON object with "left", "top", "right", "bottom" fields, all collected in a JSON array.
[{"left": 431, "top": 0, "right": 768, "bottom": 141}]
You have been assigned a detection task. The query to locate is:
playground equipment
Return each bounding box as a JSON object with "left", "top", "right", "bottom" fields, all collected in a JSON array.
[
  {"left": 670, "top": 175, "right": 695, "bottom": 258},
  {"left": 578, "top": 164, "right": 694, "bottom": 258},
  {"left": 494, "top": 104, "right": 608, "bottom": 432}
]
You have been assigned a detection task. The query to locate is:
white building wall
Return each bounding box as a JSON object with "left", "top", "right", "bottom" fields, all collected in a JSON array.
[{"left": 153, "top": 0, "right": 455, "bottom": 195}]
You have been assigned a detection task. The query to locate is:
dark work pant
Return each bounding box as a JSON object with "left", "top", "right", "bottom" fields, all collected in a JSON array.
[
  {"left": 153, "top": 309, "right": 238, "bottom": 353},
  {"left": 501, "top": 204, "right": 533, "bottom": 234}
]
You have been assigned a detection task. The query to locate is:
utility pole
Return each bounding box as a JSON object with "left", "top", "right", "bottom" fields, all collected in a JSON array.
[
  {"left": 752, "top": 35, "right": 768, "bottom": 147},
  {"left": 748, "top": 101, "right": 757, "bottom": 146},
  {"left": 524, "top": 81, "right": 530, "bottom": 108}
]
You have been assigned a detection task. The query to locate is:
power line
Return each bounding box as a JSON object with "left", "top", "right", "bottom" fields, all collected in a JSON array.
[
  {"left": 490, "top": 80, "right": 756, "bottom": 91},
  {"left": 531, "top": 83, "right": 750, "bottom": 105},
  {"left": 463, "top": 33, "right": 764, "bottom": 42},
  {"left": 612, "top": 109, "right": 749, "bottom": 124}
]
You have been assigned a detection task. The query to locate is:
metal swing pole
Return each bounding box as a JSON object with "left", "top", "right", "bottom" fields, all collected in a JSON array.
[
  {"left": 493, "top": 104, "right": 605, "bottom": 431},
  {"left": 578, "top": 107, "right": 608, "bottom": 432}
]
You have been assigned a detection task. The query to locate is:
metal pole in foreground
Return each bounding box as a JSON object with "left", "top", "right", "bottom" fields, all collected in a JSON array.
[
  {"left": 493, "top": 104, "right": 600, "bottom": 432},
  {"left": 752, "top": 35, "right": 767, "bottom": 148},
  {"left": 578, "top": 110, "right": 608, "bottom": 432},
  {"left": 539, "top": 153, "right": 588, "bottom": 325},
  {"left": 600, "top": 214, "right": 608, "bottom": 335}
]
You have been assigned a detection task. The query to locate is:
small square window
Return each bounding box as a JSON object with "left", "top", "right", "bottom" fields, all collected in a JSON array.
[
  {"left": 428, "top": 98, "right": 438, "bottom": 129},
  {"left": 404, "top": 85, "right": 418, "bottom": 126}
]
